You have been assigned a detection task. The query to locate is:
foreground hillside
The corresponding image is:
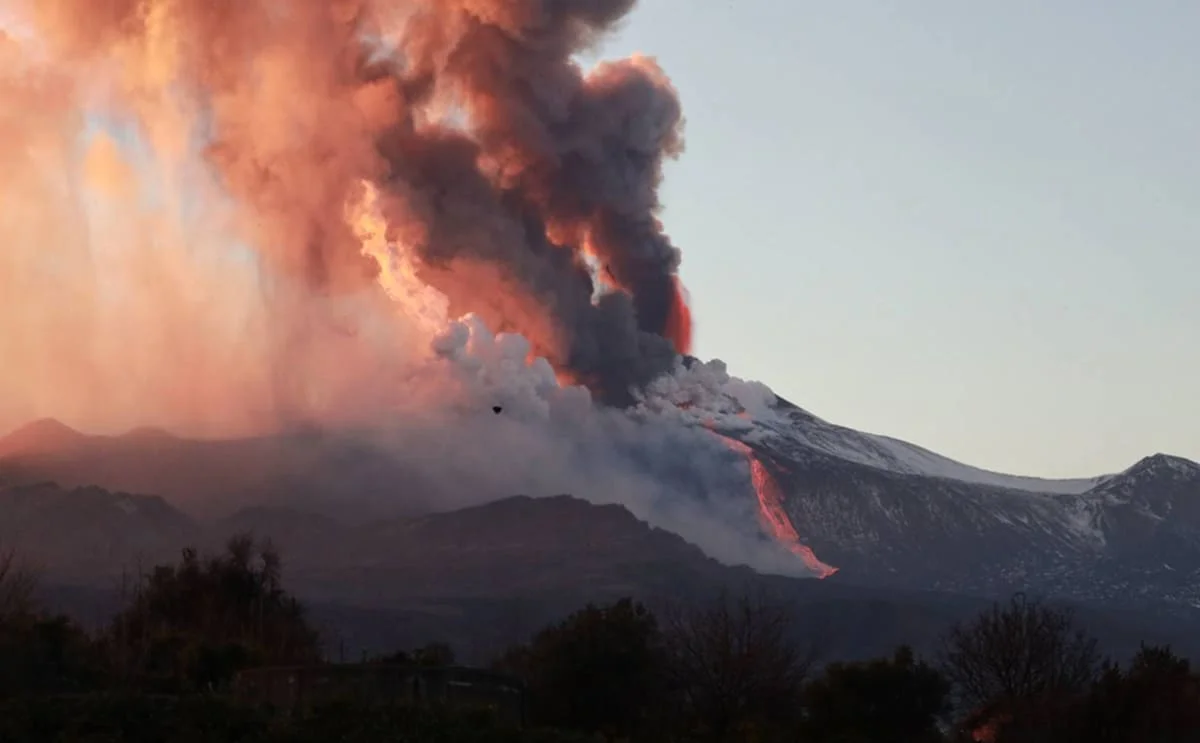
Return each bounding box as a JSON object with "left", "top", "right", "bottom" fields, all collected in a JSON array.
[{"left": 5, "top": 481, "right": 1198, "bottom": 665}]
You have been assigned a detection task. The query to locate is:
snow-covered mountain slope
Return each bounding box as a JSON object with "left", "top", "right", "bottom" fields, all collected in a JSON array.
[
  {"left": 638, "top": 359, "right": 1200, "bottom": 611},
  {"left": 725, "top": 397, "right": 1200, "bottom": 614},
  {"left": 757, "top": 397, "right": 1108, "bottom": 495},
  {"left": 644, "top": 358, "right": 1111, "bottom": 494}
]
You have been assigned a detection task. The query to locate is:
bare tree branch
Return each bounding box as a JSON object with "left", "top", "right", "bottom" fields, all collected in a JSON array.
[
  {"left": 0, "top": 547, "right": 37, "bottom": 619},
  {"left": 662, "top": 589, "right": 817, "bottom": 741},
  {"left": 940, "top": 593, "right": 1102, "bottom": 722}
]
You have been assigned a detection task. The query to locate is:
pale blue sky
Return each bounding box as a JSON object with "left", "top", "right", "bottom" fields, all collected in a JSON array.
[{"left": 592, "top": 1, "right": 1199, "bottom": 477}]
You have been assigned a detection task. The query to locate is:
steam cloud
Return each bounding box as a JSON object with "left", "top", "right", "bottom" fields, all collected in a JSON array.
[
  {"left": 360, "top": 316, "right": 813, "bottom": 577},
  {"left": 0, "top": 2, "right": 822, "bottom": 577}
]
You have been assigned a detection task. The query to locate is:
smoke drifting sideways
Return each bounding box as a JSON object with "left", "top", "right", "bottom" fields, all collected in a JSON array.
[{"left": 0, "top": 2, "right": 822, "bottom": 577}]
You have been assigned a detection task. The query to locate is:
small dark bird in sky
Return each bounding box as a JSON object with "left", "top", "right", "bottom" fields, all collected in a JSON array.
[{"left": 492, "top": 406, "right": 503, "bottom": 414}]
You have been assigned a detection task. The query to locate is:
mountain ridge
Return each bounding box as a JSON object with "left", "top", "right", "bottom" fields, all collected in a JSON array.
[
  {"left": 758, "top": 396, "right": 1119, "bottom": 494},
  {"left": 723, "top": 398, "right": 1200, "bottom": 613},
  {"left": 3, "top": 413, "right": 1197, "bottom": 615},
  {"left": 5, "top": 415, "right": 1192, "bottom": 497}
]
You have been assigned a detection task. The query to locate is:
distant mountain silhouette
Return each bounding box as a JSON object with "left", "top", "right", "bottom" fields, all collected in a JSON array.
[
  {"left": 0, "top": 420, "right": 436, "bottom": 519},
  {"left": 0, "top": 418, "right": 91, "bottom": 458}
]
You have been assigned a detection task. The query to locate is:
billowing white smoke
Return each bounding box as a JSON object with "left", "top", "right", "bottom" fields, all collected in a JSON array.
[
  {"left": 332, "top": 314, "right": 813, "bottom": 578},
  {"left": 635, "top": 357, "right": 785, "bottom": 437}
]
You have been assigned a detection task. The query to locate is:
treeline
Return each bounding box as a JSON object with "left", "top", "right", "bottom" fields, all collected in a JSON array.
[
  {"left": 1, "top": 536, "right": 320, "bottom": 698},
  {"left": 2, "top": 539, "right": 1199, "bottom": 742},
  {"left": 492, "top": 593, "right": 1200, "bottom": 742}
]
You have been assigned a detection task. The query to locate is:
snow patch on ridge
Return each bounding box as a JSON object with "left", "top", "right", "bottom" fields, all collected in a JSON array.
[
  {"left": 783, "top": 416, "right": 1109, "bottom": 495},
  {"left": 640, "top": 358, "right": 1113, "bottom": 496}
]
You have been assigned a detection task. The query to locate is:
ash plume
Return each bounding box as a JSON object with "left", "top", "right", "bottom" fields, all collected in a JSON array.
[
  {"left": 6, "top": 0, "right": 688, "bottom": 407},
  {"left": 0, "top": 3, "right": 833, "bottom": 578}
]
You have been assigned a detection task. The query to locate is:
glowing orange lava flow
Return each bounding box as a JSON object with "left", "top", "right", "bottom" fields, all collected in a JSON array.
[{"left": 718, "top": 433, "right": 839, "bottom": 579}]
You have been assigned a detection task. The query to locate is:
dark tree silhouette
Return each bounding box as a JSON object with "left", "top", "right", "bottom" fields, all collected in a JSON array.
[
  {"left": 662, "top": 591, "right": 815, "bottom": 743},
  {"left": 0, "top": 613, "right": 105, "bottom": 698},
  {"left": 0, "top": 548, "right": 106, "bottom": 698},
  {"left": 1077, "top": 644, "right": 1200, "bottom": 743},
  {"left": 803, "top": 645, "right": 950, "bottom": 743},
  {"left": 0, "top": 549, "right": 35, "bottom": 620},
  {"left": 941, "top": 593, "right": 1101, "bottom": 738},
  {"left": 107, "top": 534, "right": 320, "bottom": 691},
  {"left": 376, "top": 642, "right": 456, "bottom": 667},
  {"left": 495, "top": 597, "right": 666, "bottom": 741}
]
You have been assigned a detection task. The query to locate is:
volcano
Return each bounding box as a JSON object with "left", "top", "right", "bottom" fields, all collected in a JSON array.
[
  {"left": 3, "top": 0, "right": 1197, "bottom": 650},
  {"left": 3, "top": 389, "right": 1198, "bottom": 619}
]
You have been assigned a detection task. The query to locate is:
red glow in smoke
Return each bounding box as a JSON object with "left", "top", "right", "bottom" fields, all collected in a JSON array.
[{"left": 665, "top": 277, "right": 693, "bottom": 355}]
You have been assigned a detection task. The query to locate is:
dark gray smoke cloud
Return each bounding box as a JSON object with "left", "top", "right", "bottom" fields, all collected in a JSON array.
[
  {"left": 16, "top": 0, "right": 691, "bottom": 406},
  {"left": 375, "top": 0, "right": 691, "bottom": 402}
]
